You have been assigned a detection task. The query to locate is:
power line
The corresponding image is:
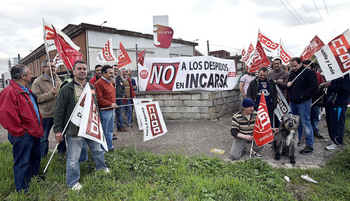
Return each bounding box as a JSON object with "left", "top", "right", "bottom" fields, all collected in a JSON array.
[
  {"left": 313, "top": 0, "right": 324, "bottom": 22},
  {"left": 323, "top": 0, "right": 330, "bottom": 17},
  {"left": 285, "top": 0, "right": 306, "bottom": 24},
  {"left": 280, "top": 0, "right": 303, "bottom": 25},
  {"left": 301, "top": 3, "right": 316, "bottom": 23}
]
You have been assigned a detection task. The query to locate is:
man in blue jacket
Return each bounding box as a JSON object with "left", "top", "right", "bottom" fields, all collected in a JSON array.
[
  {"left": 323, "top": 73, "right": 350, "bottom": 151},
  {"left": 287, "top": 57, "right": 318, "bottom": 155}
]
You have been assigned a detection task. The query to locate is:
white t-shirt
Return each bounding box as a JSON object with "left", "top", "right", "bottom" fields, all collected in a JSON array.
[{"left": 240, "top": 74, "right": 255, "bottom": 94}]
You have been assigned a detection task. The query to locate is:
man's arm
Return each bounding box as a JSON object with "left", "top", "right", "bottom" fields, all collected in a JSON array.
[{"left": 239, "top": 82, "right": 245, "bottom": 97}]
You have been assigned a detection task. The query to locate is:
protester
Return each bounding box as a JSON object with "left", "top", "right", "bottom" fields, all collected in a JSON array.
[
  {"left": 127, "top": 69, "right": 137, "bottom": 90},
  {"left": 121, "top": 68, "right": 136, "bottom": 127},
  {"left": 0, "top": 64, "right": 43, "bottom": 193},
  {"left": 323, "top": 73, "right": 350, "bottom": 151},
  {"left": 229, "top": 98, "right": 278, "bottom": 160},
  {"left": 115, "top": 67, "right": 127, "bottom": 132},
  {"left": 94, "top": 65, "right": 118, "bottom": 151},
  {"left": 268, "top": 58, "right": 289, "bottom": 97},
  {"left": 303, "top": 60, "right": 325, "bottom": 139},
  {"left": 31, "top": 60, "right": 62, "bottom": 157},
  {"left": 53, "top": 60, "right": 110, "bottom": 191},
  {"left": 287, "top": 57, "right": 318, "bottom": 155},
  {"left": 247, "top": 67, "right": 277, "bottom": 126},
  {"left": 239, "top": 70, "right": 255, "bottom": 100},
  {"left": 89, "top": 64, "right": 102, "bottom": 85}
]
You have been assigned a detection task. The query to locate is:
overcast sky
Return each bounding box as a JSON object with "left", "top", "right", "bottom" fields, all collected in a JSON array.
[{"left": 0, "top": 0, "right": 349, "bottom": 74}]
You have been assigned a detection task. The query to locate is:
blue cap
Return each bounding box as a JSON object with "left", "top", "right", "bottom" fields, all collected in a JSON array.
[{"left": 242, "top": 98, "right": 254, "bottom": 108}]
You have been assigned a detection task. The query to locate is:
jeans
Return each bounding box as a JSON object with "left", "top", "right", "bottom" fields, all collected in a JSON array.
[
  {"left": 8, "top": 133, "right": 41, "bottom": 193},
  {"left": 290, "top": 99, "right": 314, "bottom": 148},
  {"left": 66, "top": 135, "right": 107, "bottom": 187},
  {"left": 40, "top": 117, "right": 53, "bottom": 157},
  {"left": 310, "top": 105, "right": 321, "bottom": 132},
  {"left": 57, "top": 135, "right": 88, "bottom": 163},
  {"left": 116, "top": 99, "right": 132, "bottom": 129},
  {"left": 99, "top": 110, "right": 114, "bottom": 151}
]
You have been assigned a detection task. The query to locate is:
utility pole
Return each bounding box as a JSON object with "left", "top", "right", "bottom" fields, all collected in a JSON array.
[
  {"left": 207, "top": 40, "right": 210, "bottom": 56},
  {"left": 8, "top": 59, "right": 11, "bottom": 72}
]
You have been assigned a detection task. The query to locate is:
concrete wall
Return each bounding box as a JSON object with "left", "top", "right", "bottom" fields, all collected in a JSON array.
[{"left": 136, "top": 89, "right": 241, "bottom": 120}]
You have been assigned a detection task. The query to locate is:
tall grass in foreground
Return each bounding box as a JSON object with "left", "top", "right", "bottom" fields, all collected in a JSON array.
[{"left": 0, "top": 144, "right": 293, "bottom": 201}]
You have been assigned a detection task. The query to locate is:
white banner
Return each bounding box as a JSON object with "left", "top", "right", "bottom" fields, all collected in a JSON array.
[
  {"left": 96, "top": 37, "right": 118, "bottom": 63},
  {"left": 315, "top": 29, "right": 350, "bottom": 81},
  {"left": 53, "top": 53, "right": 64, "bottom": 67},
  {"left": 138, "top": 56, "right": 237, "bottom": 91},
  {"left": 71, "top": 84, "right": 108, "bottom": 150},
  {"left": 134, "top": 101, "right": 167, "bottom": 141},
  {"left": 274, "top": 86, "right": 291, "bottom": 121},
  {"left": 133, "top": 98, "right": 153, "bottom": 130}
]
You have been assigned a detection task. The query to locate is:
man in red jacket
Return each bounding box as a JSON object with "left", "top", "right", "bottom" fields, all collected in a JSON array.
[
  {"left": 94, "top": 65, "right": 118, "bottom": 151},
  {"left": 0, "top": 64, "right": 44, "bottom": 193}
]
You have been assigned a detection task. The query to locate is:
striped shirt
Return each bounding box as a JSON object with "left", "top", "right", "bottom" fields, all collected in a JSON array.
[{"left": 231, "top": 110, "right": 257, "bottom": 138}]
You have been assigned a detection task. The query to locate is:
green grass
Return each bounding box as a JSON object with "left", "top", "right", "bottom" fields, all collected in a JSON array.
[{"left": 0, "top": 110, "right": 349, "bottom": 200}]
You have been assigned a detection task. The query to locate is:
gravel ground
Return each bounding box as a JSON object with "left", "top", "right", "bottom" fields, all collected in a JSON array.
[{"left": 0, "top": 114, "right": 336, "bottom": 169}]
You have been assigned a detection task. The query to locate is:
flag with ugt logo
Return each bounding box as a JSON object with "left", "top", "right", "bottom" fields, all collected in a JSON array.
[
  {"left": 253, "top": 93, "right": 274, "bottom": 146},
  {"left": 70, "top": 84, "right": 108, "bottom": 151},
  {"left": 134, "top": 101, "right": 167, "bottom": 141},
  {"left": 118, "top": 42, "right": 132, "bottom": 68}
]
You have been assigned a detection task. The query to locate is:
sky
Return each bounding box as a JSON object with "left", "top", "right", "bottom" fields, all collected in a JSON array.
[{"left": 0, "top": 0, "right": 349, "bottom": 74}]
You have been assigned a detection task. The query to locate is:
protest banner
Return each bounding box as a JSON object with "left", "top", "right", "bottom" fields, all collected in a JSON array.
[
  {"left": 138, "top": 56, "right": 237, "bottom": 91},
  {"left": 274, "top": 86, "right": 291, "bottom": 121},
  {"left": 133, "top": 98, "right": 153, "bottom": 130},
  {"left": 315, "top": 29, "right": 350, "bottom": 81},
  {"left": 134, "top": 101, "right": 167, "bottom": 141}
]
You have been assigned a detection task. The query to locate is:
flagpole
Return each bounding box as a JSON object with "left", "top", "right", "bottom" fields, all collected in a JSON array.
[
  {"left": 43, "top": 85, "right": 91, "bottom": 173},
  {"left": 249, "top": 140, "right": 253, "bottom": 159},
  {"left": 291, "top": 58, "right": 317, "bottom": 83},
  {"left": 43, "top": 18, "right": 55, "bottom": 88},
  {"left": 100, "top": 104, "right": 134, "bottom": 110}
]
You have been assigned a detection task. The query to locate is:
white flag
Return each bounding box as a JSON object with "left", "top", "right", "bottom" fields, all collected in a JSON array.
[
  {"left": 133, "top": 98, "right": 153, "bottom": 130},
  {"left": 134, "top": 101, "right": 167, "bottom": 141},
  {"left": 96, "top": 37, "right": 118, "bottom": 63},
  {"left": 53, "top": 53, "right": 64, "bottom": 67},
  {"left": 43, "top": 19, "right": 80, "bottom": 52},
  {"left": 258, "top": 29, "right": 279, "bottom": 57},
  {"left": 315, "top": 29, "right": 350, "bottom": 81},
  {"left": 278, "top": 39, "right": 294, "bottom": 65},
  {"left": 274, "top": 86, "right": 291, "bottom": 121},
  {"left": 71, "top": 84, "right": 108, "bottom": 150}
]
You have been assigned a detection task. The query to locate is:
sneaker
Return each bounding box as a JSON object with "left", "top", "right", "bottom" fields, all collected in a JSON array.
[
  {"left": 71, "top": 182, "right": 82, "bottom": 191},
  {"left": 105, "top": 168, "right": 111, "bottom": 173},
  {"left": 112, "top": 135, "right": 118, "bottom": 140},
  {"left": 325, "top": 143, "right": 339, "bottom": 151},
  {"left": 250, "top": 150, "right": 261, "bottom": 158},
  {"left": 300, "top": 146, "right": 314, "bottom": 155}
]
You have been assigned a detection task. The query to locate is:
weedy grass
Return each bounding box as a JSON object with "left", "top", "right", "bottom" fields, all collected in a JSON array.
[{"left": 1, "top": 112, "right": 350, "bottom": 201}]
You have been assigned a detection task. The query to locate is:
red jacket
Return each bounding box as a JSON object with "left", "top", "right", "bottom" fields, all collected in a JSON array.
[
  {"left": 94, "top": 78, "right": 116, "bottom": 110},
  {"left": 0, "top": 80, "right": 44, "bottom": 138}
]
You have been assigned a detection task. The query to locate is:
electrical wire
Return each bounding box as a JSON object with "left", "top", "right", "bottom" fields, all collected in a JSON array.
[
  {"left": 280, "top": 0, "right": 303, "bottom": 25},
  {"left": 285, "top": 0, "right": 306, "bottom": 24},
  {"left": 313, "top": 0, "right": 324, "bottom": 22}
]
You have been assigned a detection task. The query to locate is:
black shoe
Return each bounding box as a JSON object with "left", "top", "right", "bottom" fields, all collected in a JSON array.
[
  {"left": 300, "top": 146, "right": 314, "bottom": 155},
  {"left": 314, "top": 131, "right": 325, "bottom": 139},
  {"left": 112, "top": 135, "right": 118, "bottom": 140},
  {"left": 297, "top": 141, "right": 302, "bottom": 147}
]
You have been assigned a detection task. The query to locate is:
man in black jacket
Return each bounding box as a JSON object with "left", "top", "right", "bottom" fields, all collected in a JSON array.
[
  {"left": 287, "top": 57, "right": 318, "bottom": 155},
  {"left": 247, "top": 67, "right": 277, "bottom": 127}
]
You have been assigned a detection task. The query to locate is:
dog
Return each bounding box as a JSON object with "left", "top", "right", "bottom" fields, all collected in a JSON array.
[{"left": 274, "top": 113, "right": 300, "bottom": 164}]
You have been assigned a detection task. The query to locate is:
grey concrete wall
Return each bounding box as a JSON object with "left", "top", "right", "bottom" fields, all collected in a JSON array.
[{"left": 136, "top": 89, "right": 241, "bottom": 120}]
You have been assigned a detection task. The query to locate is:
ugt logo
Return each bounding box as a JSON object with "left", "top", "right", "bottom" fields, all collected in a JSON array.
[
  {"left": 153, "top": 24, "right": 174, "bottom": 48},
  {"left": 146, "top": 63, "right": 180, "bottom": 91}
]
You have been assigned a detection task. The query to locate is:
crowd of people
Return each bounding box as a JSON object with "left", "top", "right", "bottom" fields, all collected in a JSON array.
[
  {"left": 0, "top": 56, "right": 349, "bottom": 193},
  {"left": 0, "top": 60, "right": 137, "bottom": 193},
  {"left": 233, "top": 57, "right": 350, "bottom": 160}
]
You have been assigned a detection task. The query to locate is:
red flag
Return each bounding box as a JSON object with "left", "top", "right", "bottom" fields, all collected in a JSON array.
[
  {"left": 137, "top": 49, "right": 146, "bottom": 66},
  {"left": 253, "top": 93, "right": 274, "bottom": 147},
  {"left": 118, "top": 42, "right": 132, "bottom": 68},
  {"left": 53, "top": 27, "right": 82, "bottom": 70},
  {"left": 300, "top": 35, "right": 325, "bottom": 60},
  {"left": 241, "top": 43, "right": 254, "bottom": 62},
  {"left": 249, "top": 41, "right": 271, "bottom": 73}
]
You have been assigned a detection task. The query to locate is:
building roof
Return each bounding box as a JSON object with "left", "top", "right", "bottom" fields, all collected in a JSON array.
[{"left": 21, "top": 22, "right": 198, "bottom": 63}]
